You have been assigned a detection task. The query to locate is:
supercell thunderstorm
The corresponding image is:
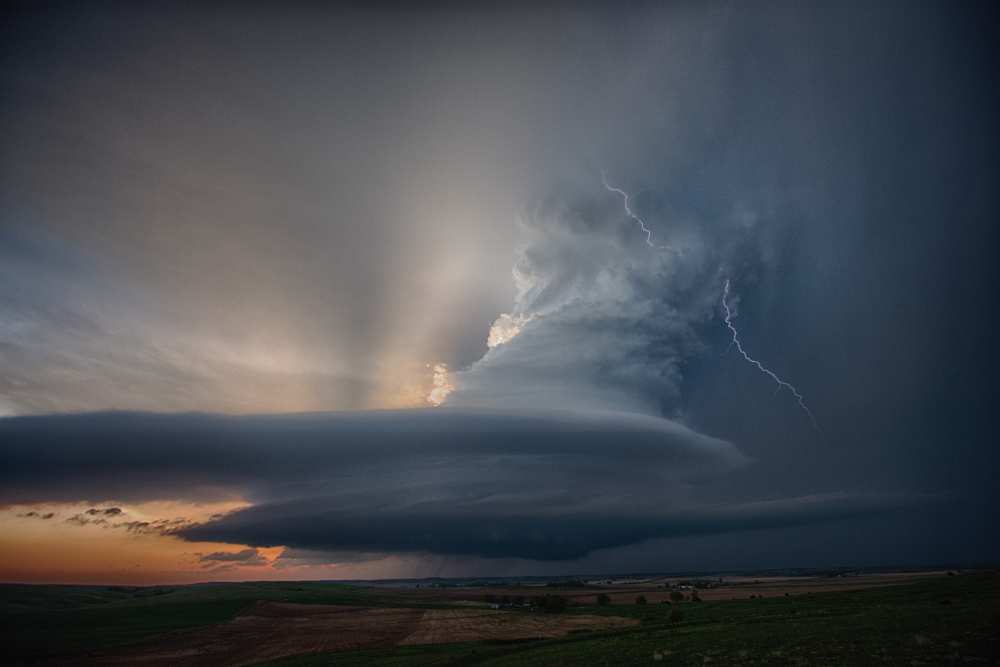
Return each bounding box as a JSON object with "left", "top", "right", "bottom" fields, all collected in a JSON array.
[{"left": 429, "top": 171, "right": 819, "bottom": 433}]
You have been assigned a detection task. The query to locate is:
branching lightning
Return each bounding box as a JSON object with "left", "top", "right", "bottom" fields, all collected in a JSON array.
[
  {"left": 602, "top": 170, "right": 819, "bottom": 432},
  {"left": 601, "top": 171, "right": 677, "bottom": 253},
  {"left": 722, "top": 279, "right": 820, "bottom": 432}
]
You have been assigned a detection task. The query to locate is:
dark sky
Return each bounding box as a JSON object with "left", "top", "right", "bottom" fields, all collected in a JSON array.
[{"left": 1, "top": 1, "right": 997, "bottom": 578}]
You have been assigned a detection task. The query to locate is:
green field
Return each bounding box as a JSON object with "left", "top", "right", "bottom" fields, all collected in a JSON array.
[{"left": 2, "top": 573, "right": 998, "bottom": 665}]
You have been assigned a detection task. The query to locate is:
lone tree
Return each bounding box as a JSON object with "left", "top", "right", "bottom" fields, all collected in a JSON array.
[
  {"left": 635, "top": 595, "right": 647, "bottom": 605},
  {"left": 531, "top": 594, "right": 568, "bottom": 613},
  {"left": 669, "top": 608, "right": 684, "bottom": 624},
  {"left": 669, "top": 591, "right": 685, "bottom": 603},
  {"left": 596, "top": 593, "right": 611, "bottom": 606}
]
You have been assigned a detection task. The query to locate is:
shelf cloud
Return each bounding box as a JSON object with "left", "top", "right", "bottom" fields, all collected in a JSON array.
[
  {"left": 1, "top": 410, "right": 917, "bottom": 560},
  {"left": 0, "top": 409, "right": 746, "bottom": 506}
]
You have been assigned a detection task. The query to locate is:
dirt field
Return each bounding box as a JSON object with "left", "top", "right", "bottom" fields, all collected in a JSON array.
[
  {"left": 89, "top": 603, "right": 423, "bottom": 666},
  {"left": 78, "top": 602, "right": 636, "bottom": 666},
  {"left": 399, "top": 608, "right": 636, "bottom": 645}
]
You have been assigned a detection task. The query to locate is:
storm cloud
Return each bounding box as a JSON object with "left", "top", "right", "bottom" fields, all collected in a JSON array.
[
  {"left": 448, "top": 183, "right": 768, "bottom": 416},
  {"left": 0, "top": 409, "right": 744, "bottom": 505},
  {"left": 1, "top": 2, "right": 997, "bottom": 573},
  {"left": 180, "top": 491, "right": 914, "bottom": 562},
  {"left": 0, "top": 410, "right": 923, "bottom": 560}
]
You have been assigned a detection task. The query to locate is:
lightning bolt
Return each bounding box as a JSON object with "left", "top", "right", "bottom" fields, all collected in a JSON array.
[
  {"left": 722, "top": 279, "right": 820, "bottom": 432},
  {"left": 602, "top": 171, "right": 820, "bottom": 432},
  {"left": 601, "top": 170, "right": 678, "bottom": 253}
]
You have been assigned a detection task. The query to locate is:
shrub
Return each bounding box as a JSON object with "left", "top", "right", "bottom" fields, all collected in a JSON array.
[
  {"left": 596, "top": 593, "right": 611, "bottom": 606},
  {"left": 669, "top": 608, "right": 684, "bottom": 624},
  {"left": 635, "top": 595, "right": 647, "bottom": 605},
  {"left": 531, "top": 594, "right": 568, "bottom": 613},
  {"left": 691, "top": 591, "right": 702, "bottom": 602},
  {"left": 669, "top": 591, "right": 685, "bottom": 602}
]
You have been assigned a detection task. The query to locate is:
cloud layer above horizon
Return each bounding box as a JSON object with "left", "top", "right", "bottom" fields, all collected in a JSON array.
[{"left": 0, "top": 410, "right": 919, "bottom": 561}]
